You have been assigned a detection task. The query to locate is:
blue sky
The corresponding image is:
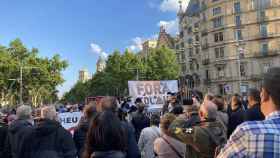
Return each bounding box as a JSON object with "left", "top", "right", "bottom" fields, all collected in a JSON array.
[{"left": 0, "top": 0, "right": 189, "bottom": 97}]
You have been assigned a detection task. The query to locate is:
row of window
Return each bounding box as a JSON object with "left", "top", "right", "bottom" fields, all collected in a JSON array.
[{"left": 212, "top": 23, "right": 267, "bottom": 43}]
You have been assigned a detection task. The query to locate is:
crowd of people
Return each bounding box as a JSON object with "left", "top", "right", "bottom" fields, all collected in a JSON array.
[{"left": 0, "top": 67, "right": 280, "bottom": 158}]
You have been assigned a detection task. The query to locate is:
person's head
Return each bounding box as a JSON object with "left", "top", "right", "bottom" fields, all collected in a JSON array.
[
  {"left": 212, "top": 95, "right": 225, "bottom": 111},
  {"left": 83, "top": 111, "right": 127, "bottom": 158},
  {"left": 247, "top": 88, "right": 261, "bottom": 108},
  {"left": 150, "top": 114, "right": 160, "bottom": 126},
  {"left": 199, "top": 101, "right": 217, "bottom": 121},
  {"left": 41, "top": 106, "right": 57, "bottom": 121},
  {"left": 204, "top": 93, "right": 214, "bottom": 102},
  {"left": 231, "top": 94, "right": 241, "bottom": 108},
  {"left": 170, "top": 93, "right": 177, "bottom": 104},
  {"left": 261, "top": 67, "right": 280, "bottom": 116},
  {"left": 183, "top": 105, "right": 198, "bottom": 119},
  {"left": 16, "top": 105, "right": 32, "bottom": 120},
  {"left": 171, "top": 106, "right": 183, "bottom": 116},
  {"left": 83, "top": 102, "right": 97, "bottom": 120},
  {"left": 137, "top": 103, "right": 145, "bottom": 113},
  {"left": 160, "top": 113, "right": 176, "bottom": 136},
  {"left": 97, "top": 96, "right": 118, "bottom": 113}
]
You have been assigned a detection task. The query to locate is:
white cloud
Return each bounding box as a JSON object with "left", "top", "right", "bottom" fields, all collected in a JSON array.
[
  {"left": 158, "top": 19, "right": 179, "bottom": 35},
  {"left": 128, "top": 37, "right": 144, "bottom": 52},
  {"left": 90, "top": 42, "right": 108, "bottom": 58},
  {"left": 160, "top": 0, "right": 189, "bottom": 12}
]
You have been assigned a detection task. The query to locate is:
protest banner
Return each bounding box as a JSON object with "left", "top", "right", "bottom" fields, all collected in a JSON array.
[
  {"left": 128, "top": 80, "right": 178, "bottom": 113},
  {"left": 58, "top": 112, "right": 82, "bottom": 132}
]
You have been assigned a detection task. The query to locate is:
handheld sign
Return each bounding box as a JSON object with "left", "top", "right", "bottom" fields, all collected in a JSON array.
[{"left": 58, "top": 112, "right": 82, "bottom": 130}]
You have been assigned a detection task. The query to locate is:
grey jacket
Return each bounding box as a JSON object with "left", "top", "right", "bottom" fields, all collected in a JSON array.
[{"left": 138, "top": 126, "right": 161, "bottom": 158}]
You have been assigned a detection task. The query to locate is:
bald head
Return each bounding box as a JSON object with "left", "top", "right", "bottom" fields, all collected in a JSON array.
[{"left": 199, "top": 101, "right": 217, "bottom": 121}]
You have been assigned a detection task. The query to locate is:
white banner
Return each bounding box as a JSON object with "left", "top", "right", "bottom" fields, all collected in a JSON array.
[
  {"left": 58, "top": 112, "right": 82, "bottom": 130},
  {"left": 128, "top": 80, "right": 178, "bottom": 111}
]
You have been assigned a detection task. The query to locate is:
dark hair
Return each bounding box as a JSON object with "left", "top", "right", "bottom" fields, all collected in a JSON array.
[
  {"left": 83, "top": 111, "right": 127, "bottom": 158},
  {"left": 263, "top": 67, "right": 280, "bottom": 109},
  {"left": 171, "top": 106, "right": 183, "bottom": 115},
  {"left": 212, "top": 97, "right": 225, "bottom": 111},
  {"left": 150, "top": 114, "right": 160, "bottom": 126},
  {"left": 247, "top": 88, "right": 261, "bottom": 103}
]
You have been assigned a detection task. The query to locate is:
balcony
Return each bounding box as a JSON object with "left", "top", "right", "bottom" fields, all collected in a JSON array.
[
  {"left": 202, "top": 59, "right": 210, "bottom": 65},
  {"left": 193, "top": 41, "right": 200, "bottom": 46},
  {"left": 254, "top": 50, "right": 279, "bottom": 58},
  {"left": 193, "top": 28, "right": 199, "bottom": 33}
]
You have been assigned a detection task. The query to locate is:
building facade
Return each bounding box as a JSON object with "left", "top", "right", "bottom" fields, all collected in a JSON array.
[
  {"left": 79, "top": 69, "right": 91, "bottom": 83},
  {"left": 96, "top": 56, "right": 106, "bottom": 73},
  {"left": 177, "top": 0, "right": 280, "bottom": 95},
  {"left": 141, "top": 40, "right": 157, "bottom": 58}
]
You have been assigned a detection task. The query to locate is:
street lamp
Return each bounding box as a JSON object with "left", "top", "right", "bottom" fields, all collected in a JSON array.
[{"left": 9, "top": 66, "right": 40, "bottom": 105}]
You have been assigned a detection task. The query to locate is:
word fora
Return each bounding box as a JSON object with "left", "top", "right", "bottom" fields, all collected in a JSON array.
[{"left": 136, "top": 82, "right": 170, "bottom": 96}]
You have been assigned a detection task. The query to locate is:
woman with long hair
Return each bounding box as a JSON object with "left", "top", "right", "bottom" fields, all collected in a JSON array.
[{"left": 83, "top": 110, "right": 127, "bottom": 158}]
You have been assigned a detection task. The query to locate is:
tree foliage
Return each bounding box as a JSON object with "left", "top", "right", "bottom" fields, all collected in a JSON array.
[
  {"left": 0, "top": 39, "right": 68, "bottom": 107},
  {"left": 62, "top": 47, "right": 179, "bottom": 104}
]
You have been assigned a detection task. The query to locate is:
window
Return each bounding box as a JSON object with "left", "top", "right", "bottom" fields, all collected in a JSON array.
[
  {"left": 213, "top": 7, "right": 222, "bottom": 16},
  {"left": 188, "top": 27, "right": 192, "bottom": 33},
  {"left": 189, "top": 48, "right": 193, "bottom": 57},
  {"left": 235, "top": 15, "right": 242, "bottom": 26},
  {"left": 234, "top": 2, "right": 241, "bottom": 13},
  {"left": 235, "top": 29, "right": 243, "bottom": 40},
  {"left": 202, "top": 13, "right": 207, "bottom": 21},
  {"left": 240, "top": 63, "right": 246, "bottom": 77},
  {"left": 181, "top": 52, "right": 186, "bottom": 61},
  {"left": 214, "top": 32, "right": 223, "bottom": 42},
  {"left": 252, "top": 0, "right": 271, "bottom": 10},
  {"left": 196, "top": 63, "right": 200, "bottom": 70},
  {"left": 195, "top": 47, "right": 200, "bottom": 54},
  {"left": 213, "top": 17, "right": 223, "bottom": 28},
  {"left": 188, "top": 38, "right": 193, "bottom": 44},
  {"left": 217, "top": 67, "right": 225, "bottom": 77},
  {"left": 260, "top": 24, "right": 268, "bottom": 37},
  {"left": 195, "top": 35, "right": 200, "bottom": 41},
  {"left": 261, "top": 43, "right": 268, "bottom": 55},
  {"left": 205, "top": 70, "right": 210, "bottom": 79},
  {"left": 215, "top": 47, "right": 224, "bottom": 58},
  {"left": 182, "top": 65, "right": 187, "bottom": 73}
]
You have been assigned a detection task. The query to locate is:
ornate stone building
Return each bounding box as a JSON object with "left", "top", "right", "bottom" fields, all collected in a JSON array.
[
  {"left": 79, "top": 69, "right": 91, "bottom": 83},
  {"left": 96, "top": 56, "right": 106, "bottom": 73},
  {"left": 157, "top": 26, "right": 176, "bottom": 49},
  {"left": 176, "top": 0, "right": 280, "bottom": 95}
]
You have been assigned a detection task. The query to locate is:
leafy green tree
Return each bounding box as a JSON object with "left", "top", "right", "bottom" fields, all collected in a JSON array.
[
  {"left": 62, "top": 47, "right": 179, "bottom": 104},
  {"left": 0, "top": 39, "right": 68, "bottom": 107}
]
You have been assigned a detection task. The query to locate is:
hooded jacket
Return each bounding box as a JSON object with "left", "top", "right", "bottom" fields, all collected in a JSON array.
[
  {"left": 4, "top": 119, "right": 33, "bottom": 158},
  {"left": 91, "top": 151, "right": 126, "bottom": 158},
  {"left": 21, "top": 119, "right": 76, "bottom": 158},
  {"left": 74, "top": 118, "right": 90, "bottom": 158}
]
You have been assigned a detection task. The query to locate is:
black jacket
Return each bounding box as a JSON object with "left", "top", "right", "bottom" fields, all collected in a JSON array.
[
  {"left": 73, "top": 119, "right": 90, "bottom": 158},
  {"left": 227, "top": 106, "right": 244, "bottom": 138},
  {"left": 4, "top": 119, "right": 33, "bottom": 158},
  {"left": 131, "top": 111, "right": 150, "bottom": 142},
  {"left": 244, "top": 103, "right": 265, "bottom": 121},
  {"left": 121, "top": 121, "right": 141, "bottom": 158},
  {"left": 21, "top": 119, "right": 76, "bottom": 158},
  {"left": 0, "top": 122, "right": 8, "bottom": 158}
]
